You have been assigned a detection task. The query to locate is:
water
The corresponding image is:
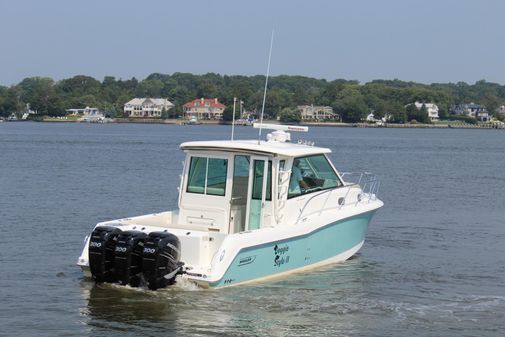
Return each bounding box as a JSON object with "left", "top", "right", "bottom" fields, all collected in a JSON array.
[{"left": 0, "top": 122, "right": 504, "bottom": 336}]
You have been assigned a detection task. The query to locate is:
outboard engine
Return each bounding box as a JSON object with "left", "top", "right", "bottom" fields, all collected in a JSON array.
[
  {"left": 142, "top": 232, "right": 182, "bottom": 290},
  {"left": 114, "top": 230, "right": 147, "bottom": 287},
  {"left": 88, "top": 226, "right": 122, "bottom": 283}
]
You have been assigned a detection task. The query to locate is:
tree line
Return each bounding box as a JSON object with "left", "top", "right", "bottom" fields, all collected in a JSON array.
[{"left": 1, "top": 73, "right": 505, "bottom": 123}]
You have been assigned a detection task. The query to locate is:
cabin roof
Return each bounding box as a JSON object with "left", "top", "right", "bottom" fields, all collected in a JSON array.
[{"left": 180, "top": 140, "right": 331, "bottom": 157}]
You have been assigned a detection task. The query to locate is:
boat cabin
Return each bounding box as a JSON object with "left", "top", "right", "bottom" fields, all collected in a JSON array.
[{"left": 178, "top": 135, "right": 344, "bottom": 235}]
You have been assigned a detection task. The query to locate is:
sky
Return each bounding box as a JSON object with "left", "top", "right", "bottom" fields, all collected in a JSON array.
[{"left": 1, "top": 0, "right": 504, "bottom": 86}]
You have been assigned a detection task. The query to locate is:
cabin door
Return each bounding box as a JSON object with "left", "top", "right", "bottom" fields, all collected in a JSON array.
[{"left": 246, "top": 156, "right": 269, "bottom": 230}]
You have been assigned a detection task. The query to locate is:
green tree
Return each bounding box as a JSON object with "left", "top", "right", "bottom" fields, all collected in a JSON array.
[
  {"left": 406, "top": 103, "right": 430, "bottom": 123},
  {"left": 333, "top": 86, "right": 369, "bottom": 123},
  {"left": 17, "top": 77, "right": 59, "bottom": 114},
  {"left": 58, "top": 75, "right": 101, "bottom": 95},
  {"left": 265, "top": 88, "right": 294, "bottom": 118},
  {"left": 279, "top": 107, "right": 301, "bottom": 123},
  {"left": 136, "top": 79, "right": 164, "bottom": 97},
  {"left": 222, "top": 104, "right": 240, "bottom": 121},
  {"left": 72, "top": 94, "right": 100, "bottom": 109},
  {"left": 3, "top": 72, "right": 505, "bottom": 124}
]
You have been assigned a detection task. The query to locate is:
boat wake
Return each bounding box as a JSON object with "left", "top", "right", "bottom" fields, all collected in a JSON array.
[{"left": 357, "top": 294, "right": 505, "bottom": 325}]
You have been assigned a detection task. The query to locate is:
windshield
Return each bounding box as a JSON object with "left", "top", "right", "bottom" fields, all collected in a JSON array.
[{"left": 288, "top": 154, "right": 342, "bottom": 198}]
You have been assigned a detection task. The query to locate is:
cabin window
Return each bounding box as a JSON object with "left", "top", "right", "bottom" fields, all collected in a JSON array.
[
  {"left": 207, "top": 158, "right": 227, "bottom": 196},
  {"left": 288, "top": 155, "right": 342, "bottom": 199},
  {"left": 187, "top": 157, "right": 206, "bottom": 194},
  {"left": 187, "top": 156, "right": 228, "bottom": 196}
]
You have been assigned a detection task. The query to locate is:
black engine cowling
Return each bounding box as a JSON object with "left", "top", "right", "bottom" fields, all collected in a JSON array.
[
  {"left": 114, "top": 230, "right": 147, "bottom": 287},
  {"left": 142, "top": 232, "right": 181, "bottom": 290},
  {"left": 88, "top": 226, "right": 122, "bottom": 283}
]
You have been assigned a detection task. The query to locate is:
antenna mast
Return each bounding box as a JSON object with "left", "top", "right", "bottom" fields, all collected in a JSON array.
[{"left": 258, "top": 29, "right": 274, "bottom": 144}]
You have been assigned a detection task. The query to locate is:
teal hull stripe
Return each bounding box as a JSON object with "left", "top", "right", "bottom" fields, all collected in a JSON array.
[{"left": 212, "top": 211, "right": 374, "bottom": 287}]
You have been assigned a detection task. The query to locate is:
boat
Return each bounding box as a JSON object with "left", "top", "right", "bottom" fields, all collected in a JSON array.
[
  {"left": 183, "top": 116, "right": 201, "bottom": 125},
  {"left": 234, "top": 118, "right": 254, "bottom": 126},
  {"left": 77, "top": 123, "right": 383, "bottom": 289}
]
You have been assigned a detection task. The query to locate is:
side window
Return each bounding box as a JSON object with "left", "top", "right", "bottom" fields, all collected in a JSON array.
[
  {"left": 187, "top": 157, "right": 207, "bottom": 194},
  {"left": 186, "top": 156, "right": 228, "bottom": 196},
  {"left": 288, "top": 155, "right": 341, "bottom": 198},
  {"left": 207, "top": 158, "right": 227, "bottom": 196}
]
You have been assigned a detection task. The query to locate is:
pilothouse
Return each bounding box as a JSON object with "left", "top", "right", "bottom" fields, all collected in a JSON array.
[{"left": 77, "top": 123, "right": 383, "bottom": 289}]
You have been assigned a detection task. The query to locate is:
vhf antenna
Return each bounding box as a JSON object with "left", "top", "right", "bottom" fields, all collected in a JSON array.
[{"left": 258, "top": 29, "right": 274, "bottom": 145}]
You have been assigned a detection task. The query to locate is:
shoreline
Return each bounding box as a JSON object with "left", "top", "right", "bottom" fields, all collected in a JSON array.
[{"left": 4, "top": 118, "right": 504, "bottom": 129}]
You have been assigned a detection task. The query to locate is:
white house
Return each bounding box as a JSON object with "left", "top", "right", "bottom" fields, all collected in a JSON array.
[
  {"left": 124, "top": 98, "right": 174, "bottom": 118},
  {"left": 451, "top": 103, "right": 490, "bottom": 122},
  {"left": 297, "top": 105, "right": 337, "bottom": 120},
  {"left": 413, "top": 101, "right": 439, "bottom": 121}
]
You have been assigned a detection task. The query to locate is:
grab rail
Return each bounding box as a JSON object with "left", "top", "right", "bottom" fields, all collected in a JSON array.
[
  {"left": 294, "top": 172, "right": 380, "bottom": 224},
  {"left": 341, "top": 172, "right": 380, "bottom": 201}
]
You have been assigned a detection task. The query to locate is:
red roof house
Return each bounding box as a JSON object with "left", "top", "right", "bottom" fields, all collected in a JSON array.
[{"left": 183, "top": 98, "right": 226, "bottom": 120}]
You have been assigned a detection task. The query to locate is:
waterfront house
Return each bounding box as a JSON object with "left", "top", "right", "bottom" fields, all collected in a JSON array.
[
  {"left": 451, "top": 103, "right": 490, "bottom": 122},
  {"left": 124, "top": 98, "right": 174, "bottom": 118},
  {"left": 476, "top": 111, "right": 491, "bottom": 122},
  {"left": 297, "top": 105, "right": 337, "bottom": 121},
  {"left": 183, "top": 98, "right": 226, "bottom": 120},
  {"left": 496, "top": 105, "right": 505, "bottom": 117}
]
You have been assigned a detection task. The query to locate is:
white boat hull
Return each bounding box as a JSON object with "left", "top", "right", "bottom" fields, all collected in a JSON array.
[{"left": 187, "top": 207, "right": 379, "bottom": 288}]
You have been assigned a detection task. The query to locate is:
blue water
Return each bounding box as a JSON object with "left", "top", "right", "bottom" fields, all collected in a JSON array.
[{"left": 0, "top": 122, "right": 504, "bottom": 336}]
